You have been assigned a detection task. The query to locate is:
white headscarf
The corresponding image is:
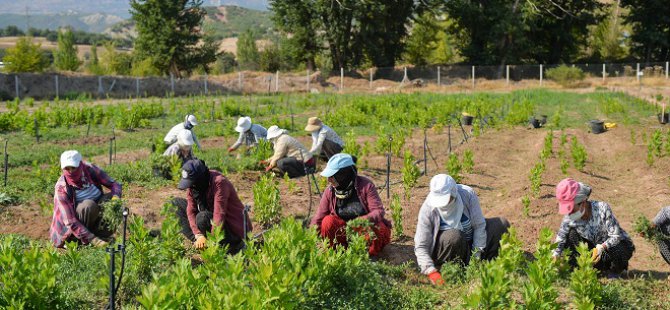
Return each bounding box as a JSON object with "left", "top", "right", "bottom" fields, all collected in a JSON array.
[{"left": 435, "top": 185, "right": 464, "bottom": 230}]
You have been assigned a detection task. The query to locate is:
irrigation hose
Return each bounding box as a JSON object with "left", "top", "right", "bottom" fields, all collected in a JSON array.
[{"left": 106, "top": 207, "right": 129, "bottom": 310}]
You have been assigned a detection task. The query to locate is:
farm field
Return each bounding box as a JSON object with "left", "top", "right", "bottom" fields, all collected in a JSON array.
[{"left": 1, "top": 89, "right": 670, "bottom": 308}]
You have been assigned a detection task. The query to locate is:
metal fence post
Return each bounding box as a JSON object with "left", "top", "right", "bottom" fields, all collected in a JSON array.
[
  {"left": 275, "top": 70, "right": 279, "bottom": 92},
  {"left": 340, "top": 67, "right": 344, "bottom": 92},
  {"left": 369, "top": 69, "right": 373, "bottom": 89},
  {"left": 437, "top": 66, "right": 441, "bottom": 86},
  {"left": 135, "top": 78, "right": 140, "bottom": 98},
  {"left": 666, "top": 62, "right": 669, "bottom": 79},
  {"left": 307, "top": 69, "right": 310, "bottom": 92},
  {"left": 54, "top": 75, "right": 59, "bottom": 98},
  {"left": 238, "top": 71, "right": 243, "bottom": 90},
  {"left": 471, "top": 66, "right": 475, "bottom": 89},
  {"left": 540, "top": 64, "right": 543, "bottom": 86},
  {"left": 98, "top": 76, "right": 103, "bottom": 95},
  {"left": 506, "top": 65, "right": 510, "bottom": 86},
  {"left": 204, "top": 74, "right": 208, "bottom": 95},
  {"left": 170, "top": 73, "right": 175, "bottom": 94},
  {"left": 602, "top": 63, "right": 606, "bottom": 83},
  {"left": 636, "top": 63, "right": 640, "bottom": 82}
]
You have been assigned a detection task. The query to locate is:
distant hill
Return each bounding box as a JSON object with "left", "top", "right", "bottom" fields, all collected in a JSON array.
[{"left": 0, "top": 12, "right": 124, "bottom": 33}]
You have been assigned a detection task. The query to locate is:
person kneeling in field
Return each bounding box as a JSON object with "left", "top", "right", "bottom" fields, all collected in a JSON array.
[
  {"left": 263, "top": 125, "right": 315, "bottom": 178},
  {"left": 50, "top": 150, "right": 122, "bottom": 248},
  {"left": 648, "top": 206, "right": 670, "bottom": 265},
  {"left": 163, "top": 129, "right": 195, "bottom": 163},
  {"left": 174, "top": 159, "right": 251, "bottom": 254},
  {"left": 552, "top": 178, "right": 635, "bottom": 275},
  {"left": 304, "top": 117, "right": 344, "bottom": 160},
  {"left": 164, "top": 114, "right": 202, "bottom": 151},
  {"left": 309, "top": 153, "right": 391, "bottom": 256},
  {"left": 228, "top": 116, "right": 267, "bottom": 153},
  {"left": 414, "top": 174, "right": 510, "bottom": 285}
]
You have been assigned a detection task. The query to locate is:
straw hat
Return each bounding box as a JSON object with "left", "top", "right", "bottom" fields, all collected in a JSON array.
[{"left": 304, "top": 117, "right": 323, "bottom": 132}]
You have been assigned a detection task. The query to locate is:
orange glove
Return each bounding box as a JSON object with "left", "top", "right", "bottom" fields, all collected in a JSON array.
[
  {"left": 428, "top": 271, "right": 444, "bottom": 285},
  {"left": 591, "top": 244, "right": 604, "bottom": 263},
  {"left": 194, "top": 235, "right": 207, "bottom": 249}
]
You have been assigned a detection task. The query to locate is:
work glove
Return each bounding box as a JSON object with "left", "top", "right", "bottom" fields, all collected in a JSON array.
[
  {"left": 427, "top": 271, "right": 444, "bottom": 286},
  {"left": 227, "top": 147, "right": 235, "bottom": 153},
  {"left": 194, "top": 235, "right": 207, "bottom": 249},
  {"left": 111, "top": 195, "right": 120, "bottom": 200},
  {"left": 90, "top": 237, "right": 109, "bottom": 248},
  {"left": 591, "top": 244, "right": 604, "bottom": 264},
  {"left": 265, "top": 165, "right": 273, "bottom": 172}
]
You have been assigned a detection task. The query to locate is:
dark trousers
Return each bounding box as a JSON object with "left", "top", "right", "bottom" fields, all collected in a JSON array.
[
  {"left": 432, "top": 217, "right": 510, "bottom": 267},
  {"left": 75, "top": 193, "right": 115, "bottom": 240},
  {"left": 564, "top": 228, "right": 635, "bottom": 273},
  {"left": 277, "top": 157, "right": 316, "bottom": 179},
  {"left": 320, "top": 139, "right": 344, "bottom": 160},
  {"left": 656, "top": 225, "right": 670, "bottom": 265},
  {"left": 173, "top": 198, "right": 244, "bottom": 255}
]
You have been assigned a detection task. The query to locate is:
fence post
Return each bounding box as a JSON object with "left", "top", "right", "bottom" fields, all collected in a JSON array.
[
  {"left": 238, "top": 71, "right": 243, "bottom": 91},
  {"left": 506, "top": 65, "right": 509, "bottom": 86},
  {"left": 471, "top": 66, "right": 475, "bottom": 89},
  {"left": 340, "top": 67, "right": 344, "bottom": 92},
  {"left": 98, "top": 76, "right": 103, "bottom": 95},
  {"left": 14, "top": 75, "right": 19, "bottom": 100},
  {"left": 136, "top": 78, "right": 140, "bottom": 98},
  {"left": 307, "top": 69, "right": 310, "bottom": 92},
  {"left": 437, "top": 66, "right": 441, "bottom": 86},
  {"left": 636, "top": 63, "right": 640, "bottom": 82},
  {"left": 170, "top": 73, "right": 175, "bottom": 94},
  {"left": 540, "top": 64, "right": 543, "bottom": 86},
  {"left": 204, "top": 74, "right": 208, "bottom": 95},
  {"left": 54, "top": 75, "right": 59, "bottom": 98},
  {"left": 369, "top": 69, "right": 373, "bottom": 89},
  {"left": 3, "top": 140, "right": 7, "bottom": 187},
  {"left": 602, "top": 63, "right": 606, "bottom": 83},
  {"left": 666, "top": 61, "right": 669, "bottom": 79},
  {"left": 275, "top": 70, "right": 279, "bottom": 92}
]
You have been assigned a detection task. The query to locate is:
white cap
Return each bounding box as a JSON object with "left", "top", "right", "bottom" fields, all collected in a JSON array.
[
  {"left": 176, "top": 129, "right": 194, "bottom": 146},
  {"left": 185, "top": 115, "right": 198, "bottom": 126},
  {"left": 235, "top": 116, "right": 252, "bottom": 133},
  {"left": 60, "top": 150, "right": 82, "bottom": 169},
  {"left": 266, "top": 125, "right": 285, "bottom": 140},
  {"left": 425, "top": 174, "right": 457, "bottom": 208}
]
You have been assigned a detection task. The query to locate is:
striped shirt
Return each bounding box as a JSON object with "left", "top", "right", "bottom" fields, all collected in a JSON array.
[
  {"left": 440, "top": 213, "right": 474, "bottom": 242},
  {"left": 553, "top": 200, "right": 631, "bottom": 256},
  {"left": 75, "top": 184, "right": 102, "bottom": 203},
  {"left": 653, "top": 206, "right": 670, "bottom": 228}
]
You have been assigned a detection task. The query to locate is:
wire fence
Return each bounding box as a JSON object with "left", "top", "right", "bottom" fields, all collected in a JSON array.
[{"left": 1, "top": 61, "right": 669, "bottom": 100}]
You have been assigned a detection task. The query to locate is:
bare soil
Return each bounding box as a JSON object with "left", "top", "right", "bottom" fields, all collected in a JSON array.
[{"left": 2, "top": 120, "right": 670, "bottom": 277}]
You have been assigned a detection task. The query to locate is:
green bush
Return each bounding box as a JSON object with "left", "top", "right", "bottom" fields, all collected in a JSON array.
[
  {"left": 570, "top": 243, "right": 603, "bottom": 309},
  {"left": 252, "top": 173, "right": 282, "bottom": 228},
  {"left": 390, "top": 193, "right": 403, "bottom": 239},
  {"left": 446, "top": 153, "right": 462, "bottom": 183},
  {"left": 546, "top": 65, "right": 586, "bottom": 88},
  {"left": 401, "top": 150, "right": 421, "bottom": 199},
  {"left": 522, "top": 228, "right": 559, "bottom": 309}
]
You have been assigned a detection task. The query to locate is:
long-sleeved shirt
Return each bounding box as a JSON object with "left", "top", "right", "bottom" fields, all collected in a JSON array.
[
  {"left": 164, "top": 123, "right": 202, "bottom": 150},
  {"left": 309, "top": 125, "right": 344, "bottom": 154},
  {"left": 414, "top": 185, "right": 486, "bottom": 275},
  {"left": 310, "top": 175, "right": 391, "bottom": 229},
  {"left": 553, "top": 200, "right": 631, "bottom": 256},
  {"left": 267, "top": 134, "right": 312, "bottom": 168},
  {"left": 163, "top": 143, "right": 194, "bottom": 162},
  {"left": 653, "top": 206, "right": 670, "bottom": 228},
  {"left": 50, "top": 162, "right": 122, "bottom": 248},
  {"left": 230, "top": 124, "right": 267, "bottom": 150},
  {"left": 186, "top": 170, "right": 251, "bottom": 238}
]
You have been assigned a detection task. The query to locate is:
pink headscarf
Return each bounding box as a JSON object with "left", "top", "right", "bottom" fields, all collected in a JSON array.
[{"left": 62, "top": 162, "right": 90, "bottom": 189}]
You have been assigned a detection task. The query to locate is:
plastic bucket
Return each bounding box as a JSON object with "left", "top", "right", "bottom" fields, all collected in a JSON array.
[
  {"left": 658, "top": 113, "right": 669, "bottom": 124},
  {"left": 462, "top": 115, "right": 474, "bottom": 126},
  {"left": 530, "top": 118, "right": 542, "bottom": 128},
  {"left": 589, "top": 120, "right": 605, "bottom": 134},
  {"left": 540, "top": 115, "right": 548, "bottom": 125}
]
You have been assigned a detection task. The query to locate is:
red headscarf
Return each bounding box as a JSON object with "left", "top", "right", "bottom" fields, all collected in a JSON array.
[{"left": 62, "top": 162, "right": 91, "bottom": 189}]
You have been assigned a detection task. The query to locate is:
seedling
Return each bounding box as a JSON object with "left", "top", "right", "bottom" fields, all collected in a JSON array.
[
  {"left": 390, "top": 193, "right": 403, "bottom": 239},
  {"left": 529, "top": 161, "right": 545, "bottom": 198},
  {"left": 462, "top": 150, "right": 474, "bottom": 173},
  {"left": 252, "top": 173, "right": 282, "bottom": 228},
  {"left": 570, "top": 138, "right": 587, "bottom": 171},
  {"left": 446, "top": 153, "right": 462, "bottom": 183},
  {"left": 634, "top": 215, "right": 670, "bottom": 243},
  {"left": 522, "top": 195, "right": 531, "bottom": 218},
  {"left": 401, "top": 151, "right": 421, "bottom": 200},
  {"left": 570, "top": 243, "right": 603, "bottom": 309}
]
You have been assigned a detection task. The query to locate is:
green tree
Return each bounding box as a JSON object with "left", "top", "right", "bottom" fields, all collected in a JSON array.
[
  {"left": 269, "top": 0, "right": 319, "bottom": 70},
  {"left": 130, "top": 0, "right": 218, "bottom": 77},
  {"left": 211, "top": 51, "right": 237, "bottom": 75},
  {"left": 590, "top": 2, "right": 628, "bottom": 61},
  {"left": 404, "top": 12, "right": 440, "bottom": 66},
  {"left": 621, "top": 0, "right": 670, "bottom": 63},
  {"left": 3, "top": 37, "right": 49, "bottom": 73},
  {"left": 100, "top": 42, "right": 131, "bottom": 75},
  {"left": 54, "top": 28, "right": 81, "bottom": 71},
  {"left": 259, "top": 42, "right": 281, "bottom": 73},
  {"left": 237, "top": 29, "right": 260, "bottom": 70},
  {"left": 86, "top": 43, "right": 105, "bottom": 75}
]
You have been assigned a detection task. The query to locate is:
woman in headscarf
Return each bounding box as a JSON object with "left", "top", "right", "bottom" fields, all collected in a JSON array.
[
  {"left": 50, "top": 150, "right": 122, "bottom": 248},
  {"left": 414, "top": 174, "right": 510, "bottom": 285},
  {"left": 163, "top": 129, "right": 195, "bottom": 162},
  {"left": 648, "top": 206, "right": 670, "bottom": 265},
  {"left": 552, "top": 178, "right": 635, "bottom": 275},
  {"left": 164, "top": 114, "right": 202, "bottom": 151},
  {"left": 264, "top": 125, "right": 314, "bottom": 178},
  {"left": 309, "top": 153, "right": 391, "bottom": 256}
]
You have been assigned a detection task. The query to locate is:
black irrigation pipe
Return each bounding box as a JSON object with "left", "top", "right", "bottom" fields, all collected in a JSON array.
[
  {"left": 448, "top": 124, "right": 452, "bottom": 153},
  {"left": 34, "top": 117, "right": 40, "bottom": 143},
  {"left": 386, "top": 135, "right": 392, "bottom": 200},
  {"left": 299, "top": 149, "right": 315, "bottom": 227},
  {"left": 106, "top": 207, "right": 129, "bottom": 310},
  {"left": 423, "top": 129, "right": 427, "bottom": 175}
]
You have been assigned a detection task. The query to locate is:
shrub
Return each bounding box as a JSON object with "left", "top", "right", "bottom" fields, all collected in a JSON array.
[
  {"left": 462, "top": 149, "right": 475, "bottom": 173},
  {"left": 401, "top": 150, "right": 421, "bottom": 199},
  {"left": 571, "top": 138, "right": 587, "bottom": 171},
  {"left": 390, "top": 193, "right": 403, "bottom": 239},
  {"left": 546, "top": 65, "right": 585, "bottom": 88},
  {"left": 522, "top": 195, "right": 531, "bottom": 218},
  {"left": 253, "top": 173, "right": 282, "bottom": 228},
  {"left": 570, "top": 243, "right": 603, "bottom": 309},
  {"left": 523, "top": 228, "right": 559, "bottom": 309},
  {"left": 342, "top": 130, "right": 361, "bottom": 159},
  {"left": 100, "top": 198, "right": 125, "bottom": 234},
  {"left": 633, "top": 215, "right": 669, "bottom": 243},
  {"left": 540, "top": 132, "right": 553, "bottom": 160},
  {"left": 529, "top": 161, "right": 545, "bottom": 198},
  {"left": 446, "top": 153, "right": 462, "bottom": 183}
]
